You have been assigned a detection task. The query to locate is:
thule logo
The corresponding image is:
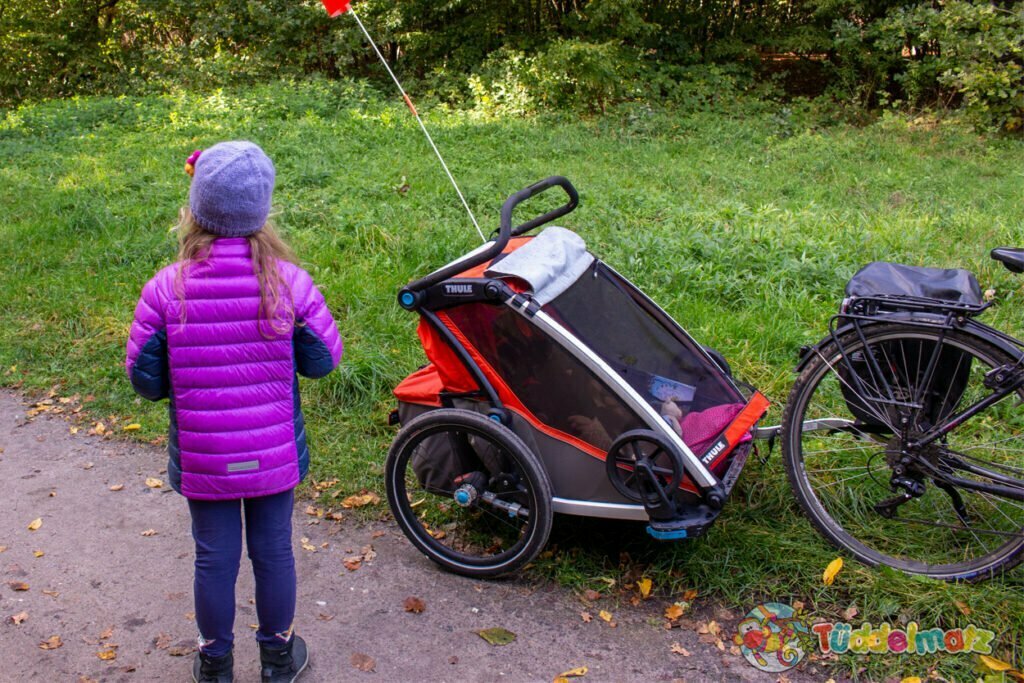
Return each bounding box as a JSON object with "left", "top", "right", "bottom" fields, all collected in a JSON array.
[
  {"left": 700, "top": 438, "right": 728, "bottom": 464},
  {"left": 445, "top": 284, "right": 474, "bottom": 296}
]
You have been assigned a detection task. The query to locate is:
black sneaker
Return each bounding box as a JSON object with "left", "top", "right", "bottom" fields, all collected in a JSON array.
[
  {"left": 260, "top": 634, "right": 309, "bottom": 683},
  {"left": 192, "top": 650, "right": 234, "bottom": 683}
]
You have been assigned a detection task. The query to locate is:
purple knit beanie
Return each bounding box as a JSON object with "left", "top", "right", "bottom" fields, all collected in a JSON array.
[{"left": 188, "top": 141, "right": 275, "bottom": 237}]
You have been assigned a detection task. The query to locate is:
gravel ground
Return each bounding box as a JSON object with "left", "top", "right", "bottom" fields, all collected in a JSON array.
[{"left": 0, "top": 389, "right": 826, "bottom": 682}]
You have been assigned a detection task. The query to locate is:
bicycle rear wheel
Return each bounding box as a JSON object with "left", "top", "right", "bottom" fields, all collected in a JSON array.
[
  {"left": 385, "top": 408, "right": 553, "bottom": 578},
  {"left": 781, "top": 323, "right": 1024, "bottom": 581}
]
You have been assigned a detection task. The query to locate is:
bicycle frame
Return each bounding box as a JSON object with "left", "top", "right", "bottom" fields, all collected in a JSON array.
[{"left": 802, "top": 302, "right": 1024, "bottom": 504}]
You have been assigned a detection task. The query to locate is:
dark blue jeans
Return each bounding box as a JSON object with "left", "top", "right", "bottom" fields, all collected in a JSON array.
[{"left": 188, "top": 489, "right": 296, "bottom": 658}]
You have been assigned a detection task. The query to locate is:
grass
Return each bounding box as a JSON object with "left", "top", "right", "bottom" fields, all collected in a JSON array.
[{"left": 2, "top": 80, "right": 1024, "bottom": 680}]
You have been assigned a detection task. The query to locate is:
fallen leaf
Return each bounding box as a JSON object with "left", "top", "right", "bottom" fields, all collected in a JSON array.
[
  {"left": 42, "top": 590, "right": 59, "bottom": 598},
  {"left": 682, "top": 589, "right": 698, "bottom": 601},
  {"left": 599, "top": 610, "right": 613, "bottom": 623},
  {"left": 582, "top": 589, "right": 601, "bottom": 602},
  {"left": 980, "top": 655, "right": 1013, "bottom": 672},
  {"left": 69, "top": 427, "right": 79, "bottom": 435},
  {"left": 39, "top": 635, "right": 63, "bottom": 650},
  {"left": 823, "top": 557, "right": 843, "bottom": 586},
  {"left": 300, "top": 538, "right": 316, "bottom": 552},
  {"left": 403, "top": 596, "right": 426, "bottom": 614},
  {"left": 842, "top": 605, "right": 859, "bottom": 621},
  {"left": 953, "top": 600, "right": 971, "bottom": 616},
  {"left": 97, "top": 649, "right": 117, "bottom": 661},
  {"left": 33, "top": 550, "right": 44, "bottom": 558},
  {"left": 637, "top": 577, "right": 652, "bottom": 599},
  {"left": 109, "top": 484, "right": 124, "bottom": 492},
  {"left": 343, "top": 558, "right": 361, "bottom": 571},
  {"left": 99, "top": 627, "right": 114, "bottom": 640},
  {"left": 122, "top": 424, "right": 141, "bottom": 432},
  {"left": 665, "top": 603, "right": 685, "bottom": 621},
  {"left": 351, "top": 652, "right": 376, "bottom": 672},
  {"left": 304, "top": 505, "right": 323, "bottom": 517},
  {"left": 327, "top": 511, "right": 345, "bottom": 521},
  {"left": 28, "top": 518, "right": 42, "bottom": 531},
  {"left": 145, "top": 477, "right": 163, "bottom": 489},
  {"left": 900, "top": 677, "right": 922, "bottom": 683},
  {"left": 167, "top": 644, "right": 194, "bottom": 656},
  {"left": 371, "top": 530, "right": 385, "bottom": 539},
  {"left": 141, "top": 529, "right": 157, "bottom": 537},
  {"left": 554, "top": 666, "right": 588, "bottom": 679},
  {"left": 153, "top": 633, "right": 172, "bottom": 650},
  {"left": 341, "top": 492, "right": 381, "bottom": 509},
  {"left": 580, "top": 611, "right": 593, "bottom": 623},
  {"left": 8, "top": 581, "right": 29, "bottom": 591},
  {"left": 361, "top": 545, "right": 377, "bottom": 561},
  {"left": 477, "top": 627, "right": 517, "bottom": 646},
  {"left": 92, "top": 422, "right": 107, "bottom": 436},
  {"left": 792, "top": 600, "right": 805, "bottom": 611},
  {"left": 83, "top": 462, "right": 94, "bottom": 470},
  {"left": 670, "top": 643, "right": 691, "bottom": 657},
  {"left": 0, "top": 546, "right": 6, "bottom": 553},
  {"left": 8, "top": 611, "right": 28, "bottom": 625},
  {"left": 317, "top": 613, "right": 335, "bottom": 621}
]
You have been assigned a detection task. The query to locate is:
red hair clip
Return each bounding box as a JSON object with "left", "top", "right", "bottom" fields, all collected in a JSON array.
[{"left": 184, "top": 149, "right": 202, "bottom": 177}]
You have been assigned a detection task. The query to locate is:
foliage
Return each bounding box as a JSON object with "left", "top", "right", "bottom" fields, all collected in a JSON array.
[{"left": 1, "top": 0, "right": 1022, "bottom": 129}]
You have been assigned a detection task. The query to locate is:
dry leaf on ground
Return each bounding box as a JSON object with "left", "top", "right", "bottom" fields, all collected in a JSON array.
[
  {"left": 823, "top": 557, "right": 843, "bottom": 586},
  {"left": 980, "top": 655, "right": 1014, "bottom": 672},
  {"left": 403, "top": 597, "right": 426, "bottom": 614},
  {"left": 343, "top": 558, "right": 361, "bottom": 571},
  {"left": 8, "top": 581, "right": 29, "bottom": 592},
  {"left": 582, "top": 589, "right": 601, "bottom": 602},
  {"left": 665, "top": 603, "right": 686, "bottom": 621},
  {"left": 670, "top": 643, "right": 691, "bottom": 657},
  {"left": 8, "top": 611, "right": 28, "bottom": 625},
  {"left": 39, "top": 635, "right": 63, "bottom": 650},
  {"left": 145, "top": 478, "right": 163, "bottom": 489},
  {"left": 341, "top": 492, "right": 381, "bottom": 509},
  {"left": 141, "top": 529, "right": 157, "bottom": 537},
  {"left": 122, "top": 424, "right": 141, "bottom": 431},
  {"left": 28, "top": 518, "right": 42, "bottom": 531},
  {"left": 351, "top": 653, "right": 376, "bottom": 672},
  {"left": 637, "top": 578, "right": 652, "bottom": 599},
  {"left": 554, "top": 666, "right": 588, "bottom": 679},
  {"left": 97, "top": 649, "right": 117, "bottom": 661},
  {"left": 109, "top": 484, "right": 124, "bottom": 491},
  {"left": 580, "top": 611, "right": 593, "bottom": 623},
  {"left": 477, "top": 627, "right": 517, "bottom": 646},
  {"left": 33, "top": 550, "right": 44, "bottom": 558}
]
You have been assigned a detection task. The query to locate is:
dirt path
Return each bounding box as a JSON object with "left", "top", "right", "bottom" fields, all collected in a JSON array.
[{"left": 0, "top": 389, "right": 819, "bottom": 682}]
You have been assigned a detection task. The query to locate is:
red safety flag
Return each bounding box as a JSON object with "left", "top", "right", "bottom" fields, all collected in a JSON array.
[{"left": 321, "top": 0, "right": 350, "bottom": 17}]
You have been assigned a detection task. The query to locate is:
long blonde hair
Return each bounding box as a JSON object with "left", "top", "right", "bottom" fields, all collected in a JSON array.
[{"left": 175, "top": 208, "right": 298, "bottom": 337}]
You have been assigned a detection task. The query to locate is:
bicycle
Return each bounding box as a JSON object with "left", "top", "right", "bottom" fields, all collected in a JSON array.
[{"left": 780, "top": 254, "right": 1024, "bottom": 582}]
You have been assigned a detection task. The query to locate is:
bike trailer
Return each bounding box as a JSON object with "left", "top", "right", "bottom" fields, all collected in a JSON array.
[{"left": 386, "top": 177, "right": 768, "bottom": 576}]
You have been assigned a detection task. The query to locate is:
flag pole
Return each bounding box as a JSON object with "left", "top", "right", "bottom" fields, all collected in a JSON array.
[{"left": 323, "top": 0, "right": 485, "bottom": 243}]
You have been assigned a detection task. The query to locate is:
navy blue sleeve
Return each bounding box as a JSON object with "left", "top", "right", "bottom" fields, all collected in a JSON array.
[
  {"left": 130, "top": 330, "right": 170, "bottom": 401},
  {"left": 294, "top": 324, "right": 336, "bottom": 379}
]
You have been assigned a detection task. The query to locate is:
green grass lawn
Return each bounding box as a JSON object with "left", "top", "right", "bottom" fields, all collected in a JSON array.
[{"left": 2, "top": 81, "right": 1023, "bottom": 680}]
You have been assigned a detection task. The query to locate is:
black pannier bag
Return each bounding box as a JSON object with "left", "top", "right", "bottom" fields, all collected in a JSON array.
[{"left": 839, "top": 262, "right": 983, "bottom": 429}]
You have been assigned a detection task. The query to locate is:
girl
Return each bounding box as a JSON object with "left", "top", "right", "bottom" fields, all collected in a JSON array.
[{"left": 125, "top": 141, "right": 343, "bottom": 683}]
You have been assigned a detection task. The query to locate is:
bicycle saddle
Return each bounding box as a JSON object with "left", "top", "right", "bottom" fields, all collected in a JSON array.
[{"left": 990, "top": 247, "right": 1024, "bottom": 274}]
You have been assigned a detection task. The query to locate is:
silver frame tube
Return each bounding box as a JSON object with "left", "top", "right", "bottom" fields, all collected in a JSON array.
[
  {"left": 552, "top": 497, "right": 650, "bottom": 521},
  {"left": 508, "top": 300, "right": 718, "bottom": 489}
]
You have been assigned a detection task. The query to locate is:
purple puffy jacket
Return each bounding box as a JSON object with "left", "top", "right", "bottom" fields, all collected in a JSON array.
[{"left": 125, "top": 238, "right": 343, "bottom": 500}]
